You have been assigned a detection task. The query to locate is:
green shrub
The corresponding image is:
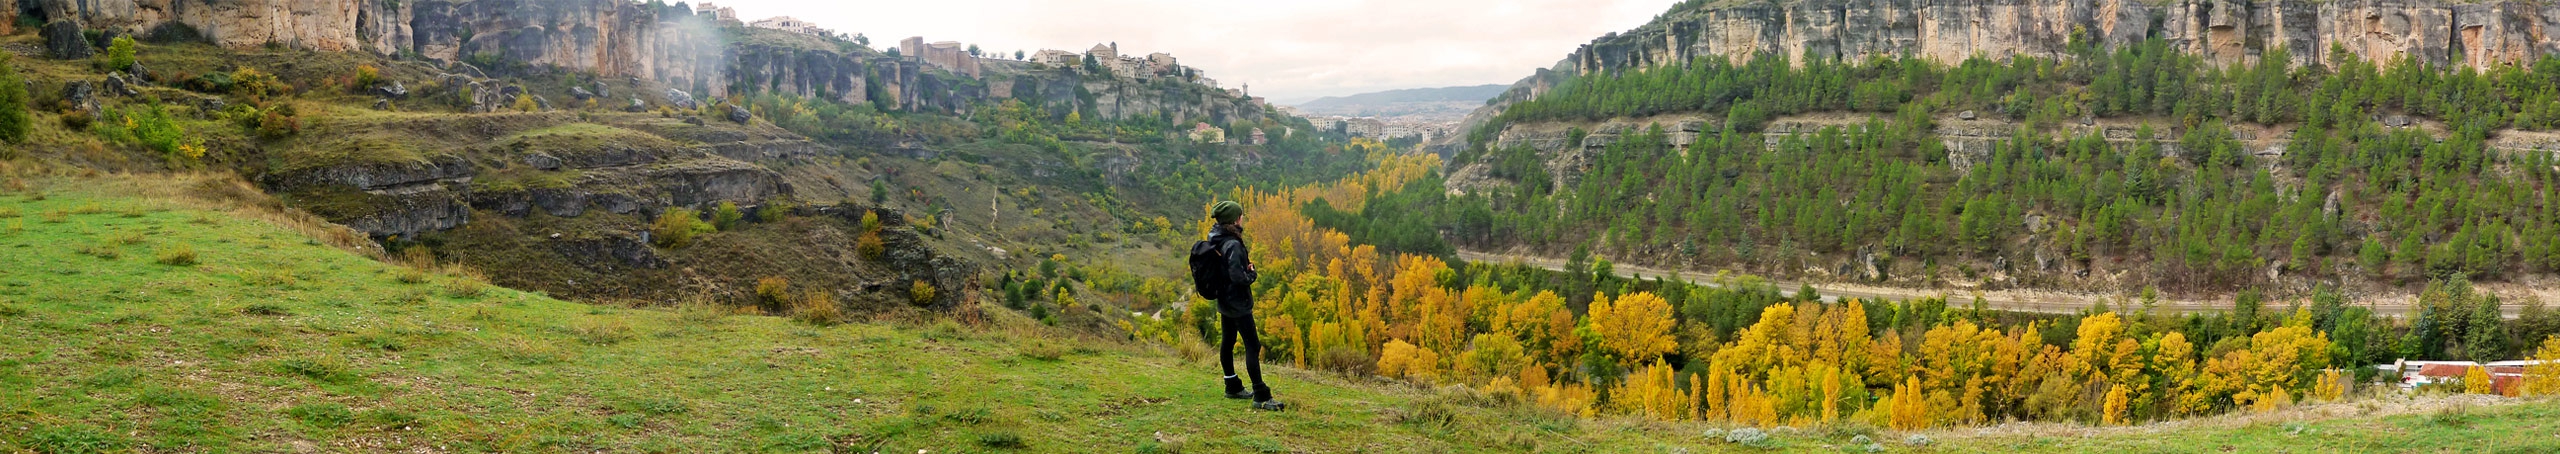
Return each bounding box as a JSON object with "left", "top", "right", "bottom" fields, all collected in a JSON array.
[
  {"left": 712, "top": 201, "right": 745, "bottom": 231},
  {"left": 651, "top": 207, "right": 714, "bottom": 248},
  {"left": 105, "top": 36, "right": 138, "bottom": 72},
  {"left": 228, "top": 67, "right": 284, "bottom": 102},
  {"left": 96, "top": 103, "right": 205, "bottom": 160},
  {"left": 758, "top": 198, "right": 792, "bottom": 222},
  {"left": 0, "top": 54, "right": 28, "bottom": 145}
]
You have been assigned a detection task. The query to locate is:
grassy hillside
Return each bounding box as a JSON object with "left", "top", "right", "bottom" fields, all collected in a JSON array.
[{"left": 1, "top": 176, "right": 2557, "bottom": 453}]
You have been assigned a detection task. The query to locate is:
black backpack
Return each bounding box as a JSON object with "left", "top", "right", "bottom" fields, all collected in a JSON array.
[{"left": 1188, "top": 237, "right": 1235, "bottom": 299}]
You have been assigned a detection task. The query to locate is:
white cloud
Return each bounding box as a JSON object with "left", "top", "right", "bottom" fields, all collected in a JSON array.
[{"left": 702, "top": 0, "right": 1679, "bottom": 103}]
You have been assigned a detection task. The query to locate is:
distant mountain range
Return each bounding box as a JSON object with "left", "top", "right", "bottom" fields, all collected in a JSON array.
[{"left": 1291, "top": 85, "right": 1509, "bottom": 121}]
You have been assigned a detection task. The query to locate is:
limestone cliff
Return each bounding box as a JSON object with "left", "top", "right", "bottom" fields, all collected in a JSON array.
[
  {"left": 1578, "top": 0, "right": 2560, "bottom": 75},
  {"left": 20, "top": 0, "right": 1259, "bottom": 125}
]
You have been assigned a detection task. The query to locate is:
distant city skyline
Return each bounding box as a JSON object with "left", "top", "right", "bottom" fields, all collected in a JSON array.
[{"left": 700, "top": 0, "right": 1680, "bottom": 104}]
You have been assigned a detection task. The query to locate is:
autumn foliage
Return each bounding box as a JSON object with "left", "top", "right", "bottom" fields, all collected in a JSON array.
[{"left": 1121, "top": 152, "right": 2414, "bottom": 432}]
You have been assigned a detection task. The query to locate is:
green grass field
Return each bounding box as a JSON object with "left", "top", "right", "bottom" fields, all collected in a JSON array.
[{"left": 3, "top": 178, "right": 2558, "bottom": 453}]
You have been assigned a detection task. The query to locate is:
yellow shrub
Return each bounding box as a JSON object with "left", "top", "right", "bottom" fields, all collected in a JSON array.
[
  {"left": 910, "top": 280, "right": 938, "bottom": 305},
  {"left": 794, "top": 289, "right": 840, "bottom": 326},
  {"left": 755, "top": 276, "right": 792, "bottom": 306},
  {"left": 856, "top": 230, "right": 885, "bottom": 261}
]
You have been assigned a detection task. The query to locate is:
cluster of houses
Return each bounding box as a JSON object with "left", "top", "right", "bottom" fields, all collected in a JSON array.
[
  {"left": 1030, "top": 43, "right": 1220, "bottom": 88},
  {"left": 693, "top": 3, "right": 840, "bottom": 40},
  {"left": 2378, "top": 359, "right": 2549, "bottom": 395}
]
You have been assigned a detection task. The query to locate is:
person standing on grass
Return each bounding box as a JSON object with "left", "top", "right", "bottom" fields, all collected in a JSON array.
[{"left": 1189, "top": 201, "right": 1284, "bottom": 411}]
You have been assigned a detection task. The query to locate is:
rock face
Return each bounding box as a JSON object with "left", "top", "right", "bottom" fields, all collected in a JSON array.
[
  {"left": 31, "top": 0, "right": 409, "bottom": 54},
  {"left": 1573, "top": 0, "right": 2560, "bottom": 75},
  {"left": 21, "top": 0, "right": 1260, "bottom": 125},
  {"left": 1432, "top": 0, "right": 2560, "bottom": 155},
  {"left": 42, "top": 20, "right": 90, "bottom": 59}
]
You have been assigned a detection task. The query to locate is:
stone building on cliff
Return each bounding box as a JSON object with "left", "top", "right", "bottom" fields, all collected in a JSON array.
[
  {"left": 749, "top": 16, "right": 828, "bottom": 36},
  {"left": 901, "top": 37, "right": 982, "bottom": 78},
  {"left": 694, "top": 2, "right": 740, "bottom": 24}
]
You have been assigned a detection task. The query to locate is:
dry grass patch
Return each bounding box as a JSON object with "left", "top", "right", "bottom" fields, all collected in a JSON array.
[{"left": 154, "top": 244, "right": 198, "bottom": 266}]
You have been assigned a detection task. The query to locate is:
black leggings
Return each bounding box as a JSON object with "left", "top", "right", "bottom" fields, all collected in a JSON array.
[{"left": 1220, "top": 315, "right": 1266, "bottom": 390}]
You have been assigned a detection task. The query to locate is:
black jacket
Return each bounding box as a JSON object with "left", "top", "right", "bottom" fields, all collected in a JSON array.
[{"left": 1209, "top": 225, "right": 1257, "bottom": 318}]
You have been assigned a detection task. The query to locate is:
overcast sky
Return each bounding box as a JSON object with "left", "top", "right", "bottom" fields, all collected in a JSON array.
[{"left": 703, "top": 0, "right": 1680, "bottom": 104}]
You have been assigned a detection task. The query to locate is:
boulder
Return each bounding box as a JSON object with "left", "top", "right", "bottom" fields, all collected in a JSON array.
[
  {"left": 374, "top": 81, "right": 409, "bottom": 100},
  {"left": 373, "top": 98, "right": 392, "bottom": 110},
  {"left": 43, "top": 21, "right": 92, "bottom": 59},
  {"left": 571, "top": 86, "right": 595, "bottom": 101},
  {"left": 1958, "top": 110, "right": 1977, "bottom": 120},
  {"left": 127, "top": 63, "right": 156, "bottom": 84},
  {"left": 104, "top": 74, "right": 139, "bottom": 97},
  {"left": 498, "top": 85, "right": 524, "bottom": 99},
  {"left": 727, "top": 104, "right": 751, "bottom": 124},
  {"left": 524, "top": 152, "right": 564, "bottom": 171},
  {"left": 61, "top": 81, "right": 101, "bottom": 118},
  {"left": 533, "top": 95, "right": 553, "bottom": 111},
  {"left": 591, "top": 82, "right": 610, "bottom": 99},
  {"left": 666, "top": 88, "right": 697, "bottom": 110},
  {"left": 625, "top": 97, "right": 648, "bottom": 112},
  {"left": 683, "top": 116, "right": 706, "bottom": 126}
]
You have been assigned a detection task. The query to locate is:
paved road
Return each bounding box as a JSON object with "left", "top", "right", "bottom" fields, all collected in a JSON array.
[{"left": 1455, "top": 250, "right": 2456, "bottom": 318}]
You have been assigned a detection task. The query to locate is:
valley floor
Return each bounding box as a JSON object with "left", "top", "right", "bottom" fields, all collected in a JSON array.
[{"left": 1, "top": 175, "right": 2554, "bottom": 453}]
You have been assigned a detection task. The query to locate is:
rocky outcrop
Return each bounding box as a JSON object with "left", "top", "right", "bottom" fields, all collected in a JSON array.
[
  {"left": 30, "top": 0, "right": 408, "bottom": 53},
  {"left": 822, "top": 205, "right": 979, "bottom": 310},
  {"left": 1574, "top": 0, "right": 2560, "bottom": 75},
  {"left": 20, "top": 0, "right": 1261, "bottom": 126},
  {"left": 42, "top": 20, "right": 90, "bottom": 59}
]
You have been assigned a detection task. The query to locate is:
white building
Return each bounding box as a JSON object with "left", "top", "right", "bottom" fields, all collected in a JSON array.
[{"left": 749, "top": 16, "right": 829, "bottom": 36}]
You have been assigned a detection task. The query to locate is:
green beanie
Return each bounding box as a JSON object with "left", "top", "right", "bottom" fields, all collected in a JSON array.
[{"left": 1211, "top": 201, "right": 1244, "bottom": 223}]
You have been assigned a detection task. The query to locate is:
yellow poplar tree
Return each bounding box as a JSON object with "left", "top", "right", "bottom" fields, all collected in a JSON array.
[
  {"left": 1609, "top": 360, "right": 1691, "bottom": 420},
  {"left": 2465, "top": 365, "right": 2494, "bottom": 395},
  {"left": 2101, "top": 384, "right": 2132, "bottom": 425},
  {"left": 2530, "top": 336, "right": 2560, "bottom": 396},
  {"left": 1887, "top": 376, "right": 1929, "bottom": 430},
  {"left": 1592, "top": 291, "right": 1678, "bottom": 368},
  {"left": 1377, "top": 339, "right": 1439, "bottom": 382}
]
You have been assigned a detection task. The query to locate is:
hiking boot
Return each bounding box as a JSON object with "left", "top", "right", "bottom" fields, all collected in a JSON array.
[
  {"left": 1224, "top": 377, "right": 1250, "bottom": 399},
  {"left": 1252, "top": 399, "right": 1287, "bottom": 411}
]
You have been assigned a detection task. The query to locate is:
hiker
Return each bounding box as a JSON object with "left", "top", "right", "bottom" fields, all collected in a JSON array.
[{"left": 1190, "top": 201, "right": 1284, "bottom": 411}]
